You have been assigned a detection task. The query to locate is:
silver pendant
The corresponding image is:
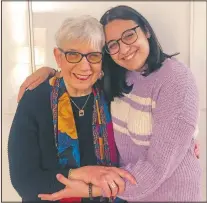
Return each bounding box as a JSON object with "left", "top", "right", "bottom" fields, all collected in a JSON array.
[{"left": 79, "top": 110, "right": 84, "bottom": 117}]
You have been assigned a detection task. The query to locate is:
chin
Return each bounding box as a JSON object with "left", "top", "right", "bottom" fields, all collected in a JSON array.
[
  {"left": 129, "top": 66, "right": 140, "bottom": 71},
  {"left": 75, "top": 84, "right": 92, "bottom": 91},
  {"left": 127, "top": 61, "right": 146, "bottom": 71},
  {"left": 122, "top": 64, "right": 139, "bottom": 71}
]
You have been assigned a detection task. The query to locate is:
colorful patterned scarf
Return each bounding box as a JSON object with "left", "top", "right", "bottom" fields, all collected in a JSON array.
[{"left": 49, "top": 76, "right": 118, "bottom": 202}]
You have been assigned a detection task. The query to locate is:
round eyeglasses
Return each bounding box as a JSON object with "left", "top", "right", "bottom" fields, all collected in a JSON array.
[
  {"left": 105, "top": 25, "right": 140, "bottom": 55},
  {"left": 58, "top": 48, "right": 103, "bottom": 64}
]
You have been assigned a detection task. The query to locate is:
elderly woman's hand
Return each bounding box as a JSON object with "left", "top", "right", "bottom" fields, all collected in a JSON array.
[
  {"left": 38, "top": 174, "right": 102, "bottom": 201},
  {"left": 17, "top": 67, "right": 58, "bottom": 102},
  {"left": 70, "top": 166, "right": 136, "bottom": 198}
]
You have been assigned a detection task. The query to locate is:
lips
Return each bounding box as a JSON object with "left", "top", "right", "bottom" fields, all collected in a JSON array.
[
  {"left": 122, "top": 50, "right": 137, "bottom": 61},
  {"left": 73, "top": 73, "right": 91, "bottom": 81}
]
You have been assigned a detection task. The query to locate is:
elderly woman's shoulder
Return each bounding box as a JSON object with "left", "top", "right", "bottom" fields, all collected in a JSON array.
[{"left": 21, "top": 80, "right": 51, "bottom": 107}]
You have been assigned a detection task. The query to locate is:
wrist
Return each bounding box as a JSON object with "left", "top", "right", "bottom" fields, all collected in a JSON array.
[
  {"left": 68, "top": 169, "right": 73, "bottom": 179},
  {"left": 49, "top": 68, "right": 57, "bottom": 77},
  {"left": 92, "top": 185, "right": 102, "bottom": 197},
  {"left": 82, "top": 184, "right": 101, "bottom": 198},
  {"left": 69, "top": 167, "right": 88, "bottom": 182},
  {"left": 89, "top": 183, "right": 93, "bottom": 200}
]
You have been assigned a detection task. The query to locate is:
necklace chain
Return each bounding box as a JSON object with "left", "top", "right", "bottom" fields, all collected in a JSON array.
[{"left": 70, "top": 93, "right": 91, "bottom": 112}]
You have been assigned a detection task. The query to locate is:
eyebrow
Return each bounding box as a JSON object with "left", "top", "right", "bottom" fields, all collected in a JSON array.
[
  {"left": 62, "top": 49, "right": 102, "bottom": 54},
  {"left": 106, "top": 25, "right": 139, "bottom": 43},
  {"left": 65, "top": 49, "right": 77, "bottom": 52}
]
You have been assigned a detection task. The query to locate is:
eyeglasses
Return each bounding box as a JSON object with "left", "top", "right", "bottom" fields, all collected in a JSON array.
[
  {"left": 105, "top": 25, "right": 140, "bottom": 55},
  {"left": 58, "top": 48, "right": 103, "bottom": 64}
]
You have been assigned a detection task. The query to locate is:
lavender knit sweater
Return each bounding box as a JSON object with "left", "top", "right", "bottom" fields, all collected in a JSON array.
[{"left": 111, "top": 58, "right": 202, "bottom": 201}]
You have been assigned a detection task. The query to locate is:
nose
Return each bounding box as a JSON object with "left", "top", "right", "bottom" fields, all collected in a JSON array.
[
  {"left": 79, "top": 56, "right": 92, "bottom": 72},
  {"left": 119, "top": 41, "right": 130, "bottom": 55}
]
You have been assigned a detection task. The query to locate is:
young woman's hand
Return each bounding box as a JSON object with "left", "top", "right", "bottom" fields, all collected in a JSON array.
[
  {"left": 17, "top": 67, "right": 56, "bottom": 102},
  {"left": 70, "top": 166, "right": 136, "bottom": 197},
  {"left": 194, "top": 140, "right": 200, "bottom": 159}
]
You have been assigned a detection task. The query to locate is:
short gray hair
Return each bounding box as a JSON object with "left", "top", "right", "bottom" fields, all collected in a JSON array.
[{"left": 55, "top": 15, "right": 105, "bottom": 51}]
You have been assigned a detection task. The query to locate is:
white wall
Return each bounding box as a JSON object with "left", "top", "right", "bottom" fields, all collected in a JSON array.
[
  {"left": 32, "top": 1, "right": 191, "bottom": 69},
  {"left": 2, "top": 1, "right": 206, "bottom": 201},
  {"left": 2, "top": 2, "right": 32, "bottom": 202},
  {"left": 189, "top": 2, "right": 206, "bottom": 200},
  {"left": 190, "top": 2, "right": 206, "bottom": 110},
  {"left": 0, "top": 1, "right": 2, "bottom": 200}
]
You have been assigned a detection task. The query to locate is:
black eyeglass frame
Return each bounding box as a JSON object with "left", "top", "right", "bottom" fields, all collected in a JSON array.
[
  {"left": 105, "top": 25, "right": 140, "bottom": 55},
  {"left": 58, "top": 48, "right": 103, "bottom": 64}
]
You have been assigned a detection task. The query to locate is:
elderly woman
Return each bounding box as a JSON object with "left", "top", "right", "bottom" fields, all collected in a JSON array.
[
  {"left": 18, "top": 6, "right": 202, "bottom": 202},
  {"left": 8, "top": 15, "right": 136, "bottom": 203}
]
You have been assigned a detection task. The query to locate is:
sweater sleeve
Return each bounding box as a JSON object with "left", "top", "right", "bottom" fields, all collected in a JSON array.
[
  {"left": 8, "top": 90, "right": 69, "bottom": 201},
  {"left": 118, "top": 69, "right": 199, "bottom": 201}
]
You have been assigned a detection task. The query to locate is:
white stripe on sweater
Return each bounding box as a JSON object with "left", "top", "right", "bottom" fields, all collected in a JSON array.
[
  {"left": 113, "top": 122, "right": 150, "bottom": 146},
  {"left": 112, "top": 98, "right": 153, "bottom": 135}
]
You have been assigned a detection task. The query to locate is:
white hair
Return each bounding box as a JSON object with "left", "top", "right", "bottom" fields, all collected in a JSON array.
[{"left": 55, "top": 15, "right": 105, "bottom": 51}]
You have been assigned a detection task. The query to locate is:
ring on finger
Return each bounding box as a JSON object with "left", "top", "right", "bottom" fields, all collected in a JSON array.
[{"left": 109, "top": 182, "right": 117, "bottom": 189}]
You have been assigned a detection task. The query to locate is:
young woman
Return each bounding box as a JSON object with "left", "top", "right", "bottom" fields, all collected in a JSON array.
[{"left": 17, "top": 5, "right": 201, "bottom": 202}]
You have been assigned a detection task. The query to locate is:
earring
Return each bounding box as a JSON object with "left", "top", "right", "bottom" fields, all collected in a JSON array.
[
  {"left": 99, "top": 70, "right": 104, "bottom": 79},
  {"left": 57, "top": 64, "right": 61, "bottom": 72}
]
